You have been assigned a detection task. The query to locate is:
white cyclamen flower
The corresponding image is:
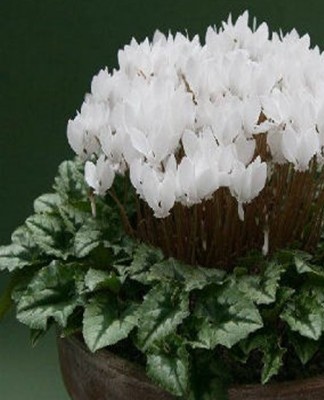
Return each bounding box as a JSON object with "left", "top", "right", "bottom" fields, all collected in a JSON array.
[
  {"left": 85, "top": 155, "right": 115, "bottom": 196},
  {"left": 67, "top": 11, "right": 324, "bottom": 218}
]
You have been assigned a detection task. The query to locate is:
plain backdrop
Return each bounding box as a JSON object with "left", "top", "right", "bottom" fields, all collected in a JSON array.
[{"left": 1, "top": 1, "right": 324, "bottom": 398}]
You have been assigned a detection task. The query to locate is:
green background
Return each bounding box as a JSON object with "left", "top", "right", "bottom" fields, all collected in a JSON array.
[{"left": 0, "top": 1, "right": 323, "bottom": 398}]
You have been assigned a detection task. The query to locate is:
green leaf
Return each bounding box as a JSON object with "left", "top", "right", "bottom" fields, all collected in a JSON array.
[
  {"left": 240, "top": 333, "right": 285, "bottom": 383},
  {"left": 58, "top": 202, "right": 90, "bottom": 233},
  {"left": 275, "top": 286, "right": 296, "bottom": 308},
  {"left": 261, "top": 340, "right": 285, "bottom": 384},
  {"left": 236, "top": 261, "right": 286, "bottom": 305},
  {"left": 137, "top": 283, "right": 189, "bottom": 351},
  {"left": 74, "top": 218, "right": 103, "bottom": 258},
  {"left": 110, "top": 236, "right": 135, "bottom": 258},
  {"left": 294, "top": 254, "right": 324, "bottom": 278},
  {"left": 239, "top": 332, "right": 267, "bottom": 355},
  {"left": 84, "top": 269, "right": 121, "bottom": 293},
  {"left": 280, "top": 289, "right": 324, "bottom": 340},
  {"left": 34, "top": 185, "right": 90, "bottom": 234},
  {"left": 0, "top": 244, "right": 34, "bottom": 271},
  {"left": 0, "top": 225, "right": 44, "bottom": 272},
  {"left": 16, "top": 262, "right": 85, "bottom": 330},
  {"left": 144, "top": 258, "right": 225, "bottom": 291},
  {"left": 34, "top": 193, "right": 61, "bottom": 214},
  {"left": 83, "top": 294, "right": 139, "bottom": 352},
  {"left": 311, "top": 285, "right": 324, "bottom": 305},
  {"left": 146, "top": 340, "right": 189, "bottom": 397},
  {"left": 25, "top": 214, "right": 73, "bottom": 259},
  {"left": 127, "top": 243, "right": 164, "bottom": 283},
  {"left": 53, "top": 159, "right": 87, "bottom": 202},
  {"left": 289, "top": 333, "right": 319, "bottom": 365},
  {"left": 194, "top": 285, "right": 263, "bottom": 349}
]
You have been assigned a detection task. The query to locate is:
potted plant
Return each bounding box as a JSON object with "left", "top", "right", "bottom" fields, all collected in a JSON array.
[{"left": 2, "top": 11, "right": 324, "bottom": 399}]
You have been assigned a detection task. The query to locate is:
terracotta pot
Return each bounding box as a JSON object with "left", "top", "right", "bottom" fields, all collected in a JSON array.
[{"left": 57, "top": 335, "right": 324, "bottom": 400}]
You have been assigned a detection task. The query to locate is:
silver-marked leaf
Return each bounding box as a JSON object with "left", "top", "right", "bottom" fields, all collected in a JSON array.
[
  {"left": 85, "top": 269, "right": 121, "bottom": 293},
  {"left": 0, "top": 244, "right": 34, "bottom": 271},
  {"left": 83, "top": 295, "right": 139, "bottom": 352},
  {"left": 261, "top": 339, "right": 286, "bottom": 384},
  {"left": 34, "top": 193, "right": 61, "bottom": 214},
  {"left": 54, "top": 159, "right": 87, "bottom": 202},
  {"left": 74, "top": 218, "right": 103, "bottom": 258},
  {"left": 290, "top": 333, "right": 319, "bottom": 365},
  {"left": 16, "top": 261, "right": 85, "bottom": 330},
  {"left": 236, "top": 261, "right": 286, "bottom": 305},
  {"left": 129, "top": 244, "right": 164, "bottom": 283},
  {"left": 137, "top": 284, "right": 189, "bottom": 351},
  {"left": 280, "top": 290, "right": 324, "bottom": 340},
  {"left": 25, "top": 214, "right": 73, "bottom": 259},
  {"left": 294, "top": 255, "right": 324, "bottom": 277},
  {"left": 240, "top": 333, "right": 285, "bottom": 383},
  {"left": 58, "top": 202, "right": 90, "bottom": 233},
  {"left": 147, "top": 341, "right": 189, "bottom": 396},
  {"left": 194, "top": 285, "right": 263, "bottom": 349},
  {"left": 113, "top": 243, "right": 164, "bottom": 284},
  {"left": 145, "top": 258, "right": 225, "bottom": 291},
  {"left": 0, "top": 225, "right": 44, "bottom": 271}
]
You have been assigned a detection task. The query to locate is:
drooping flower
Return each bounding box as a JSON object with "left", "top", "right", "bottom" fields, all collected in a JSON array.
[{"left": 85, "top": 155, "right": 115, "bottom": 196}]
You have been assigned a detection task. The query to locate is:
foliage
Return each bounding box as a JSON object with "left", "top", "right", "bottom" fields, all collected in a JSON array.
[
  {"left": 83, "top": 294, "right": 139, "bottom": 352},
  {"left": 2, "top": 158, "right": 324, "bottom": 399}
]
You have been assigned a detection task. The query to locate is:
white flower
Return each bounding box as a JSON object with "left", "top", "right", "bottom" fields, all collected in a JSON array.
[
  {"left": 281, "top": 126, "right": 319, "bottom": 171},
  {"left": 130, "top": 157, "right": 177, "bottom": 218},
  {"left": 85, "top": 155, "right": 115, "bottom": 196},
  {"left": 230, "top": 156, "right": 267, "bottom": 207},
  {"left": 91, "top": 68, "right": 112, "bottom": 102},
  {"left": 142, "top": 167, "right": 176, "bottom": 218},
  {"left": 67, "top": 101, "right": 109, "bottom": 158},
  {"left": 67, "top": 116, "right": 98, "bottom": 158},
  {"left": 67, "top": 11, "right": 324, "bottom": 218}
]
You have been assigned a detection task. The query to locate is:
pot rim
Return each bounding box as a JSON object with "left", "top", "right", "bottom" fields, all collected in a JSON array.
[
  {"left": 60, "top": 334, "right": 324, "bottom": 399},
  {"left": 62, "top": 334, "right": 154, "bottom": 385}
]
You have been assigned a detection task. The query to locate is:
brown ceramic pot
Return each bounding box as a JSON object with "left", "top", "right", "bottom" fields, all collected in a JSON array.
[{"left": 57, "top": 335, "right": 324, "bottom": 400}]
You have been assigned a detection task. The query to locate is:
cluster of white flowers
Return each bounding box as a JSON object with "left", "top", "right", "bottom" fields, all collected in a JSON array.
[{"left": 67, "top": 11, "right": 324, "bottom": 218}]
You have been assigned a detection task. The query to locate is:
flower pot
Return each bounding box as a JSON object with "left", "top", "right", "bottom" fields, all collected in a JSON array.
[
  {"left": 57, "top": 335, "right": 324, "bottom": 400},
  {"left": 57, "top": 335, "right": 174, "bottom": 400}
]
